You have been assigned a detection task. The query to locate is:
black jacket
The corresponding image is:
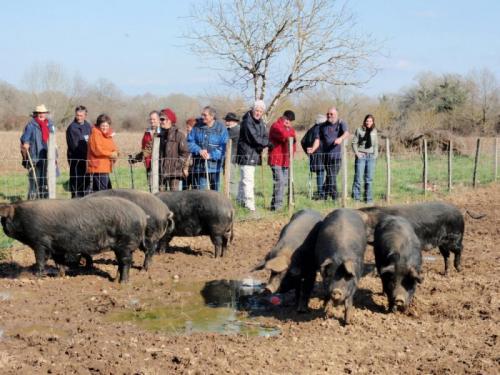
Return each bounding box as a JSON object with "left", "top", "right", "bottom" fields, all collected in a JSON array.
[
  {"left": 227, "top": 124, "right": 240, "bottom": 163},
  {"left": 66, "top": 120, "right": 92, "bottom": 161},
  {"left": 236, "top": 111, "right": 268, "bottom": 166}
]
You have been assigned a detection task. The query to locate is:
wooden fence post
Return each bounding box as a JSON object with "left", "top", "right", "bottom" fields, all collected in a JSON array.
[
  {"left": 472, "top": 138, "right": 481, "bottom": 188},
  {"left": 494, "top": 137, "right": 498, "bottom": 182},
  {"left": 422, "top": 138, "right": 428, "bottom": 196},
  {"left": 150, "top": 134, "right": 160, "bottom": 193},
  {"left": 223, "top": 140, "right": 232, "bottom": 198},
  {"left": 341, "top": 139, "right": 348, "bottom": 207},
  {"left": 288, "top": 137, "right": 294, "bottom": 216},
  {"left": 385, "top": 137, "right": 391, "bottom": 203},
  {"left": 448, "top": 140, "right": 452, "bottom": 192},
  {"left": 47, "top": 129, "right": 57, "bottom": 199}
]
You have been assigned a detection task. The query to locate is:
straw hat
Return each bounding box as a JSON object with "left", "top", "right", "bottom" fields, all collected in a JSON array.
[{"left": 34, "top": 104, "right": 49, "bottom": 113}]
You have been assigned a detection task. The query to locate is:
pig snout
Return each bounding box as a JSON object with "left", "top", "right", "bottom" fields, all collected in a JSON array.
[
  {"left": 394, "top": 295, "right": 407, "bottom": 311},
  {"left": 331, "top": 289, "right": 344, "bottom": 304}
]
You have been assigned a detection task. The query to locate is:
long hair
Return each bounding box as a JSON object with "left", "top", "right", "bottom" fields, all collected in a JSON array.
[{"left": 363, "top": 114, "right": 375, "bottom": 129}]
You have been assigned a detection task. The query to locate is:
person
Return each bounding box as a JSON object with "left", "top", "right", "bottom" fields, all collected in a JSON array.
[
  {"left": 307, "top": 107, "right": 349, "bottom": 201},
  {"left": 187, "top": 106, "right": 228, "bottom": 191},
  {"left": 224, "top": 112, "right": 240, "bottom": 198},
  {"left": 268, "top": 110, "right": 296, "bottom": 210},
  {"left": 20, "top": 104, "right": 54, "bottom": 199},
  {"left": 300, "top": 114, "right": 326, "bottom": 200},
  {"left": 86, "top": 114, "right": 119, "bottom": 192},
  {"left": 182, "top": 118, "right": 196, "bottom": 190},
  {"left": 158, "top": 108, "right": 190, "bottom": 191},
  {"left": 352, "top": 114, "right": 378, "bottom": 203},
  {"left": 66, "top": 105, "right": 92, "bottom": 197},
  {"left": 141, "top": 110, "right": 161, "bottom": 185},
  {"left": 236, "top": 100, "right": 269, "bottom": 212}
]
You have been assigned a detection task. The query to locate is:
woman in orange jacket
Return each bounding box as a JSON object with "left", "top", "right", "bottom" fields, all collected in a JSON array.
[{"left": 86, "top": 113, "right": 119, "bottom": 192}]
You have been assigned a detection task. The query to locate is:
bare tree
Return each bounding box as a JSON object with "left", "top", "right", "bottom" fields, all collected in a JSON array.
[{"left": 185, "top": 0, "right": 378, "bottom": 116}]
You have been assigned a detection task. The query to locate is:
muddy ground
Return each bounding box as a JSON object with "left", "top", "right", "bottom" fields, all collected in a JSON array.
[{"left": 0, "top": 186, "right": 498, "bottom": 374}]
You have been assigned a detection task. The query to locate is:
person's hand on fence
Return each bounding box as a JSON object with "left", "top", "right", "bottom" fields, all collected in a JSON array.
[
  {"left": 306, "top": 147, "right": 313, "bottom": 154},
  {"left": 110, "top": 151, "right": 119, "bottom": 160},
  {"left": 200, "top": 149, "right": 210, "bottom": 160}
]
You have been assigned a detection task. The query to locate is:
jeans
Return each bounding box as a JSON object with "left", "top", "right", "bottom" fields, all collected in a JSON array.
[
  {"left": 90, "top": 173, "right": 110, "bottom": 193},
  {"left": 352, "top": 154, "right": 376, "bottom": 202},
  {"left": 270, "top": 166, "right": 288, "bottom": 210},
  {"left": 237, "top": 165, "right": 256, "bottom": 210},
  {"left": 27, "top": 160, "right": 48, "bottom": 200},
  {"left": 69, "top": 159, "right": 89, "bottom": 198},
  {"left": 315, "top": 169, "right": 325, "bottom": 199},
  {"left": 193, "top": 171, "right": 220, "bottom": 191},
  {"left": 324, "top": 156, "right": 341, "bottom": 200}
]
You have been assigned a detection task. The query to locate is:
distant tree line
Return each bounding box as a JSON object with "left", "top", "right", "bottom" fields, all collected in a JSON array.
[{"left": 0, "top": 63, "right": 498, "bottom": 146}]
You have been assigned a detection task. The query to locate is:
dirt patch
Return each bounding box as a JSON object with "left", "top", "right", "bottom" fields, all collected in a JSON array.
[{"left": 0, "top": 185, "right": 498, "bottom": 374}]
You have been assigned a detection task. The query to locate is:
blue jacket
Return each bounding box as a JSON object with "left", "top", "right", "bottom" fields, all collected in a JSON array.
[
  {"left": 20, "top": 118, "right": 55, "bottom": 164},
  {"left": 187, "top": 119, "right": 228, "bottom": 173}
]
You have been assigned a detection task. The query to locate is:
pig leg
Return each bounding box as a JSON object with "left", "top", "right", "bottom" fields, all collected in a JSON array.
[
  {"left": 438, "top": 245, "right": 450, "bottom": 275},
  {"left": 211, "top": 235, "right": 223, "bottom": 258},
  {"left": 33, "top": 247, "right": 48, "bottom": 277},
  {"left": 221, "top": 235, "right": 230, "bottom": 257},
  {"left": 344, "top": 296, "right": 353, "bottom": 325},
  {"left": 142, "top": 241, "right": 156, "bottom": 271},
  {"left": 452, "top": 240, "right": 463, "bottom": 272}
]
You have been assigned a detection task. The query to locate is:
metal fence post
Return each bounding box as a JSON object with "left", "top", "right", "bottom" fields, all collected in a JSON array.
[
  {"left": 422, "top": 138, "right": 428, "bottom": 196},
  {"left": 473, "top": 138, "right": 481, "bottom": 188},
  {"left": 341, "top": 139, "right": 348, "bottom": 207},
  {"left": 288, "top": 137, "right": 294, "bottom": 215},
  {"left": 151, "top": 135, "right": 160, "bottom": 193},
  {"left": 448, "top": 139, "right": 452, "bottom": 192},
  {"left": 47, "top": 129, "right": 57, "bottom": 199},
  {"left": 224, "top": 140, "right": 232, "bottom": 198},
  {"left": 385, "top": 137, "right": 391, "bottom": 203}
]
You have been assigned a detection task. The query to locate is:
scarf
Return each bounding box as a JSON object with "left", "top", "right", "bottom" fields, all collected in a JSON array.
[
  {"left": 35, "top": 117, "right": 49, "bottom": 143},
  {"left": 362, "top": 127, "right": 373, "bottom": 149}
]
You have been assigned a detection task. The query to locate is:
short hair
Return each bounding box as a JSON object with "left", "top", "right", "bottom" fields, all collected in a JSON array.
[
  {"left": 202, "top": 106, "right": 217, "bottom": 118},
  {"left": 75, "top": 105, "right": 87, "bottom": 113},
  {"left": 96, "top": 113, "right": 112, "bottom": 126},
  {"left": 185, "top": 117, "right": 196, "bottom": 127},
  {"left": 253, "top": 100, "right": 266, "bottom": 111},
  {"left": 149, "top": 110, "right": 160, "bottom": 117},
  {"left": 283, "top": 110, "right": 295, "bottom": 121}
]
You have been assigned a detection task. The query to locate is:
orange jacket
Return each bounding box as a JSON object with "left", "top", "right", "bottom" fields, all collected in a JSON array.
[{"left": 86, "top": 126, "right": 118, "bottom": 173}]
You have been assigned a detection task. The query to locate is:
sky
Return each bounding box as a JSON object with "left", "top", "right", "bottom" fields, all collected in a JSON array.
[{"left": 1, "top": 0, "right": 499, "bottom": 98}]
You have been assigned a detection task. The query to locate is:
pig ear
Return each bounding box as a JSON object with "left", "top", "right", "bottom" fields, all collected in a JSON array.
[
  {"left": 0, "top": 205, "right": 14, "bottom": 219},
  {"left": 166, "top": 212, "right": 175, "bottom": 233},
  {"left": 320, "top": 258, "right": 333, "bottom": 275},
  {"left": 343, "top": 260, "right": 356, "bottom": 277},
  {"left": 408, "top": 267, "right": 423, "bottom": 284},
  {"left": 251, "top": 260, "right": 266, "bottom": 272},
  {"left": 380, "top": 264, "right": 395, "bottom": 275},
  {"left": 265, "top": 256, "right": 289, "bottom": 273}
]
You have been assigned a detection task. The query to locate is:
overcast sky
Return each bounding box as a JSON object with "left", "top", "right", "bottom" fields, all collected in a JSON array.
[{"left": 1, "top": 0, "right": 499, "bottom": 98}]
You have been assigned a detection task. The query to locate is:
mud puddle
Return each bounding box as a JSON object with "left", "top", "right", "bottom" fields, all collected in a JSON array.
[{"left": 109, "top": 279, "right": 280, "bottom": 337}]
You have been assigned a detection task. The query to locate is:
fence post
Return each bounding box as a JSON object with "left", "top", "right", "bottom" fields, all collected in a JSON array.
[
  {"left": 472, "top": 138, "right": 481, "bottom": 188},
  {"left": 422, "top": 138, "right": 428, "bottom": 196},
  {"left": 341, "top": 139, "right": 348, "bottom": 207},
  {"left": 385, "top": 137, "right": 391, "bottom": 203},
  {"left": 494, "top": 137, "right": 498, "bottom": 182},
  {"left": 47, "top": 129, "right": 57, "bottom": 199},
  {"left": 448, "top": 139, "right": 452, "bottom": 192},
  {"left": 150, "top": 134, "right": 160, "bottom": 193},
  {"left": 288, "top": 137, "right": 294, "bottom": 215},
  {"left": 223, "top": 140, "right": 232, "bottom": 198}
]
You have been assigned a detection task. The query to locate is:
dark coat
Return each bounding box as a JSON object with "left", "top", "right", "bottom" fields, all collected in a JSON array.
[
  {"left": 227, "top": 124, "right": 240, "bottom": 163},
  {"left": 66, "top": 120, "right": 92, "bottom": 161},
  {"left": 159, "top": 126, "right": 190, "bottom": 178},
  {"left": 236, "top": 111, "right": 268, "bottom": 166},
  {"left": 300, "top": 124, "right": 324, "bottom": 172}
]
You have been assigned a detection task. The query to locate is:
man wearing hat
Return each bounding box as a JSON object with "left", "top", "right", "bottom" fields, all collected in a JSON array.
[
  {"left": 20, "top": 104, "right": 55, "bottom": 199},
  {"left": 224, "top": 112, "right": 240, "bottom": 198}
]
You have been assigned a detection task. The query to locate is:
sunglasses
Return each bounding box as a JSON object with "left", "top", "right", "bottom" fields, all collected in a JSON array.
[{"left": 159, "top": 117, "right": 167, "bottom": 121}]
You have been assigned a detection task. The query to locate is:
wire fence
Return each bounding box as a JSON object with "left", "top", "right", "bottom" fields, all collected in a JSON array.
[{"left": 1, "top": 137, "right": 498, "bottom": 215}]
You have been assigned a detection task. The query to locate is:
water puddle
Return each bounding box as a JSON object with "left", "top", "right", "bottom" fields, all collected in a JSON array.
[{"left": 109, "top": 279, "right": 280, "bottom": 337}]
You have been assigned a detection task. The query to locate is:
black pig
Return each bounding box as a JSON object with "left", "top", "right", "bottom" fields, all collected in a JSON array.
[
  {"left": 86, "top": 189, "right": 174, "bottom": 270},
  {"left": 252, "top": 209, "right": 322, "bottom": 312},
  {"left": 359, "top": 202, "right": 465, "bottom": 275},
  {"left": 0, "top": 197, "right": 147, "bottom": 283},
  {"left": 309, "top": 208, "right": 367, "bottom": 324},
  {"left": 374, "top": 215, "right": 423, "bottom": 312},
  {"left": 156, "top": 190, "right": 234, "bottom": 258}
]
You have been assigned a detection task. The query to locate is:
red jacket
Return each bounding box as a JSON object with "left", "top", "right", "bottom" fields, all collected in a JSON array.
[
  {"left": 141, "top": 130, "right": 153, "bottom": 170},
  {"left": 268, "top": 117, "right": 296, "bottom": 167}
]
